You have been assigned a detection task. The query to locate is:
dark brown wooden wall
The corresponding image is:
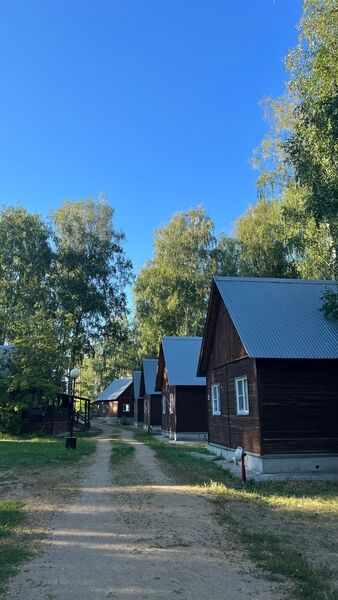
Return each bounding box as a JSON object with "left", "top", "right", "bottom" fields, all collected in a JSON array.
[
  {"left": 134, "top": 398, "right": 144, "bottom": 423},
  {"left": 144, "top": 394, "right": 161, "bottom": 427},
  {"left": 257, "top": 359, "right": 338, "bottom": 454},
  {"left": 161, "top": 367, "right": 176, "bottom": 432},
  {"left": 209, "top": 303, "right": 247, "bottom": 369},
  {"left": 207, "top": 358, "right": 262, "bottom": 454},
  {"left": 175, "top": 386, "right": 207, "bottom": 433},
  {"left": 117, "top": 385, "right": 134, "bottom": 418}
]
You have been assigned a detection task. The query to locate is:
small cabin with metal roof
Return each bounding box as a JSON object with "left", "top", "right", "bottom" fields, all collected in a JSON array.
[
  {"left": 140, "top": 359, "right": 161, "bottom": 431},
  {"left": 94, "top": 377, "right": 134, "bottom": 422},
  {"left": 155, "top": 336, "right": 207, "bottom": 441},
  {"left": 197, "top": 277, "right": 338, "bottom": 474},
  {"left": 132, "top": 370, "right": 143, "bottom": 427}
]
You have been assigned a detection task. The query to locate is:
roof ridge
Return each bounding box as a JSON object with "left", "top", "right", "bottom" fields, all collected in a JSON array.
[
  {"left": 162, "top": 335, "right": 202, "bottom": 340},
  {"left": 214, "top": 276, "right": 336, "bottom": 285}
]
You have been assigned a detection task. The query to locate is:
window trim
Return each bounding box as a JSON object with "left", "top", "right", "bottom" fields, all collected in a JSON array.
[
  {"left": 122, "top": 403, "right": 130, "bottom": 413},
  {"left": 211, "top": 383, "right": 221, "bottom": 416},
  {"left": 235, "top": 376, "right": 249, "bottom": 415},
  {"left": 162, "top": 395, "right": 166, "bottom": 415},
  {"left": 169, "top": 393, "right": 174, "bottom": 414}
]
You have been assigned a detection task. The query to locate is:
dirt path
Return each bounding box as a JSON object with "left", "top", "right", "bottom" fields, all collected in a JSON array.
[{"left": 6, "top": 425, "right": 284, "bottom": 600}]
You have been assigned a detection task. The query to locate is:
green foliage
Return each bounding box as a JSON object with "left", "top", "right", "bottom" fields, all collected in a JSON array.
[
  {"left": 0, "top": 198, "right": 133, "bottom": 430},
  {"left": 80, "top": 321, "right": 140, "bottom": 399},
  {"left": 0, "top": 207, "right": 52, "bottom": 345},
  {"left": 53, "top": 197, "right": 133, "bottom": 366},
  {"left": 321, "top": 287, "right": 338, "bottom": 320},
  {"left": 235, "top": 188, "right": 333, "bottom": 280},
  {"left": 253, "top": 0, "right": 338, "bottom": 291},
  {"left": 134, "top": 206, "right": 240, "bottom": 355},
  {"left": 236, "top": 197, "right": 297, "bottom": 277},
  {"left": 284, "top": 0, "right": 338, "bottom": 270},
  {"left": 0, "top": 403, "right": 21, "bottom": 435}
]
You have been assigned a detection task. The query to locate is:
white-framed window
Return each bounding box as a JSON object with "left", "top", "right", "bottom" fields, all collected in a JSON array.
[
  {"left": 169, "top": 393, "right": 174, "bottom": 414},
  {"left": 162, "top": 395, "right": 166, "bottom": 415},
  {"left": 123, "top": 403, "right": 130, "bottom": 413},
  {"left": 235, "top": 376, "right": 249, "bottom": 415},
  {"left": 211, "top": 384, "right": 221, "bottom": 415}
]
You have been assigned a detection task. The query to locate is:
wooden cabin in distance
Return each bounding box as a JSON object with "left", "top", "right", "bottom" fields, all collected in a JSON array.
[
  {"left": 197, "top": 277, "right": 338, "bottom": 474},
  {"left": 94, "top": 377, "right": 134, "bottom": 423},
  {"left": 140, "top": 359, "right": 161, "bottom": 431},
  {"left": 156, "top": 336, "right": 207, "bottom": 441},
  {"left": 133, "top": 370, "right": 143, "bottom": 427}
]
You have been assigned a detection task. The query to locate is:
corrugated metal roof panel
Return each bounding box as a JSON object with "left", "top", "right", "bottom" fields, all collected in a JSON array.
[
  {"left": 96, "top": 377, "right": 132, "bottom": 402},
  {"left": 142, "top": 359, "right": 160, "bottom": 395},
  {"left": 162, "top": 336, "right": 206, "bottom": 386},
  {"left": 133, "top": 371, "right": 141, "bottom": 400},
  {"left": 215, "top": 277, "right": 338, "bottom": 359}
]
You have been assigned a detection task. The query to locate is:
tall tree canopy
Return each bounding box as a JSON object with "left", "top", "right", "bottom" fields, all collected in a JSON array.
[
  {"left": 0, "top": 207, "right": 52, "bottom": 345},
  {"left": 134, "top": 207, "right": 240, "bottom": 356},
  {"left": 53, "top": 198, "right": 133, "bottom": 367},
  {"left": 284, "top": 0, "right": 338, "bottom": 275}
]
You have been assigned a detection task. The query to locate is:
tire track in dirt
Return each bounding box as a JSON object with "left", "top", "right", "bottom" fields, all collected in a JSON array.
[{"left": 6, "top": 424, "right": 285, "bottom": 600}]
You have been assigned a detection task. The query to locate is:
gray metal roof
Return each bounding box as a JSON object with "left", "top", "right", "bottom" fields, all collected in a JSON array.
[
  {"left": 162, "top": 336, "right": 206, "bottom": 386},
  {"left": 133, "top": 371, "right": 141, "bottom": 400},
  {"left": 215, "top": 277, "right": 338, "bottom": 359},
  {"left": 142, "top": 359, "right": 160, "bottom": 395},
  {"left": 96, "top": 377, "right": 132, "bottom": 402}
]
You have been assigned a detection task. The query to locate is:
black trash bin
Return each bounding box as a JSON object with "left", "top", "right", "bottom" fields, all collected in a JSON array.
[{"left": 65, "top": 437, "right": 77, "bottom": 449}]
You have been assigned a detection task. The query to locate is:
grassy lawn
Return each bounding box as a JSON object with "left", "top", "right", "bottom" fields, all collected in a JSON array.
[
  {"left": 0, "top": 429, "right": 99, "bottom": 469},
  {"left": 134, "top": 430, "right": 338, "bottom": 600},
  {"left": 0, "top": 500, "right": 30, "bottom": 591},
  {"left": 0, "top": 427, "right": 101, "bottom": 594},
  {"left": 110, "top": 435, "right": 135, "bottom": 465}
]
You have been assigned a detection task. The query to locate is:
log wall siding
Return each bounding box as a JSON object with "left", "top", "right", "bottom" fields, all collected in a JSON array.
[
  {"left": 209, "top": 303, "right": 247, "bottom": 370},
  {"left": 175, "top": 386, "right": 207, "bottom": 433},
  {"left": 257, "top": 359, "right": 338, "bottom": 454},
  {"left": 134, "top": 398, "right": 144, "bottom": 424},
  {"left": 207, "top": 358, "right": 262, "bottom": 454},
  {"left": 161, "top": 368, "right": 176, "bottom": 433},
  {"left": 144, "top": 394, "right": 161, "bottom": 427},
  {"left": 117, "top": 385, "right": 134, "bottom": 419}
]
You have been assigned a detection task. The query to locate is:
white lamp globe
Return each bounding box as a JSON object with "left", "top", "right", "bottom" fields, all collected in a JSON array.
[{"left": 70, "top": 368, "right": 80, "bottom": 379}]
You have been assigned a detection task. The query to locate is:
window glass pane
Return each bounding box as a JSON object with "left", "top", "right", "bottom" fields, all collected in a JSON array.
[
  {"left": 237, "top": 380, "right": 243, "bottom": 396},
  {"left": 243, "top": 380, "right": 248, "bottom": 411}
]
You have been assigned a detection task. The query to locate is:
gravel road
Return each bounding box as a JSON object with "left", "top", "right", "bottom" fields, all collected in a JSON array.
[{"left": 6, "top": 424, "right": 284, "bottom": 600}]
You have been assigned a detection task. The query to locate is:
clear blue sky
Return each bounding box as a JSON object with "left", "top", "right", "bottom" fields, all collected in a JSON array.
[{"left": 0, "top": 0, "right": 302, "bottom": 275}]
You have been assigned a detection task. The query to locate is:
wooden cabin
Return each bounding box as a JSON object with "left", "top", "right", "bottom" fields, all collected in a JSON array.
[
  {"left": 141, "top": 359, "right": 161, "bottom": 431},
  {"left": 94, "top": 377, "right": 134, "bottom": 423},
  {"left": 133, "top": 370, "right": 143, "bottom": 427},
  {"left": 155, "top": 336, "right": 207, "bottom": 441},
  {"left": 197, "top": 277, "right": 338, "bottom": 474}
]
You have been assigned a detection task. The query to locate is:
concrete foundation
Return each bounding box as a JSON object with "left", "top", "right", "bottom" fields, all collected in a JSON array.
[
  {"left": 144, "top": 424, "right": 161, "bottom": 432},
  {"left": 208, "top": 443, "right": 338, "bottom": 474},
  {"left": 163, "top": 430, "right": 208, "bottom": 442}
]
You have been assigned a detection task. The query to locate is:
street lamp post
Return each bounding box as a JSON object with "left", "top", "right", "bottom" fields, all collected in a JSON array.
[{"left": 65, "top": 367, "right": 80, "bottom": 449}]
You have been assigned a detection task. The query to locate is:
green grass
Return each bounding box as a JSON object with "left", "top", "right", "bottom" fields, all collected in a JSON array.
[
  {"left": 0, "top": 433, "right": 96, "bottom": 469},
  {"left": 134, "top": 430, "right": 338, "bottom": 600},
  {"left": 240, "top": 530, "right": 329, "bottom": 600},
  {"left": 110, "top": 437, "right": 135, "bottom": 465},
  {"left": 0, "top": 501, "right": 30, "bottom": 591},
  {"left": 0, "top": 428, "right": 101, "bottom": 592}
]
